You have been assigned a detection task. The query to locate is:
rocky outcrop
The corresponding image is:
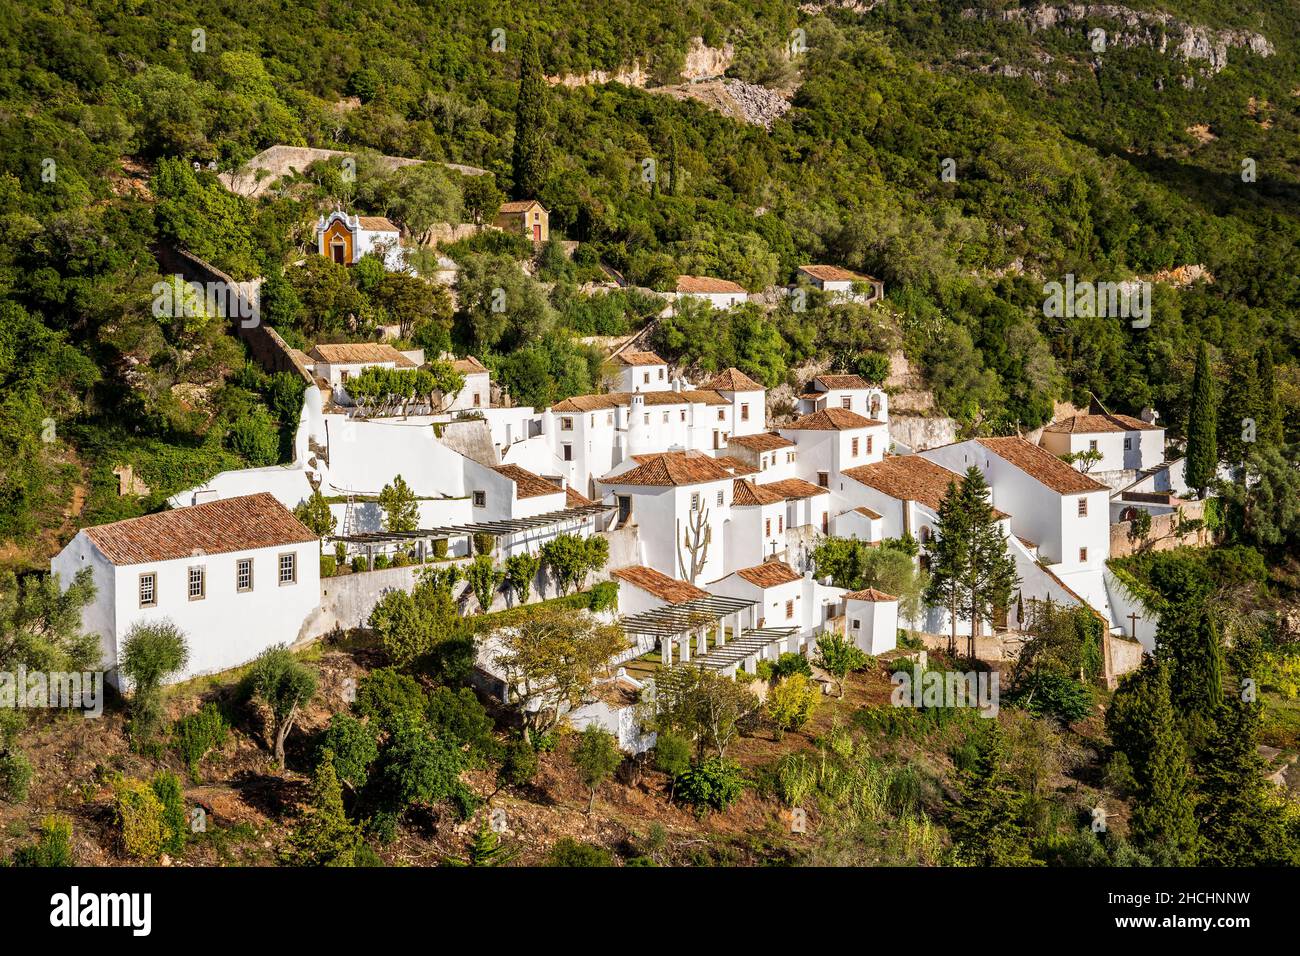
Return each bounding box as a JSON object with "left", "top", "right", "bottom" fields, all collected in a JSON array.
[{"left": 961, "top": 4, "right": 1273, "bottom": 73}]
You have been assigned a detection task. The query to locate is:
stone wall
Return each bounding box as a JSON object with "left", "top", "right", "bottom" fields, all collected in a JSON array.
[{"left": 1109, "top": 499, "right": 1211, "bottom": 557}]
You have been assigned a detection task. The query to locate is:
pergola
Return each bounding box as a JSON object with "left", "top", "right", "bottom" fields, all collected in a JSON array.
[
  {"left": 620, "top": 594, "right": 756, "bottom": 666},
  {"left": 329, "top": 503, "right": 613, "bottom": 559},
  {"left": 695, "top": 627, "right": 799, "bottom": 672}
]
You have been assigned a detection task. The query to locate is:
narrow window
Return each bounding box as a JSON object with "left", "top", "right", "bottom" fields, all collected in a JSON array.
[
  {"left": 840, "top": 396, "right": 851, "bottom": 410},
  {"left": 866, "top": 436, "right": 873, "bottom": 455},
  {"left": 279, "top": 553, "right": 297, "bottom": 585},
  {"left": 1079, "top": 547, "right": 1089, "bottom": 562},
  {"left": 717, "top": 409, "right": 725, "bottom": 421},
  {"left": 785, "top": 600, "right": 794, "bottom": 620},
  {"left": 188, "top": 567, "right": 205, "bottom": 601},
  {"left": 236, "top": 559, "right": 253, "bottom": 593},
  {"left": 716, "top": 490, "right": 724, "bottom": 506},
  {"left": 1088, "top": 439, "right": 1098, "bottom": 452},
  {"left": 1077, "top": 497, "right": 1088, "bottom": 517},
  {"left": 852, "top": 437, "right": 860, "bottom": 457},
  {"left": 563, "top": 444, "right": 573, "bottom": 462},
  {"left": 139, "top": 573, "right": 157, "bottom": 608},
  {"left": 765, "top": 518, "right": 771, "bottom": 536},
  {"left": 741, "top": 403, "right": 750, "bottom": 421},
  {"left": 690, "top": 492, "right": 700, "bottom": 511},
  {"left": 818, "top": 471, "right": 829, "bottom": 488},
  {"left": 473, "top": 491, "right": 487, "bottom": 508},
  {"left": 561, "top": 417, "right": 573, "bottom": 431}
]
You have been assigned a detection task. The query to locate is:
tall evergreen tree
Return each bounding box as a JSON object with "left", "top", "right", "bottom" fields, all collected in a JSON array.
[
  {"left": 1184, "top": 340, "right": 1217, "bottom": 495},
  {"left": 948, "top": 722, "right": 1037, "bottom": 866},
  {"left": 510, "top": 35, "right": 550, "bottom": 200},
  {"left": 282, "top": 751, "right": 360, "bottom": 867},
  {"left": 1155, "top": 596, "right": 1223, "bottom": 745},
  {"left": 923, "top": 480, "right": 968, "bottom": 655},
  {"left": 1256, "top": 344, "right": 1284, "bottom": 448},
  {"left": 1105, "top": 656, "right": 1198, "bottom": 864},
  {"left": 1197, "top": 630, "right": 1297, "bottom": 865},
  {"left": 958, "top": 468, "right": 1018, "bottom": 660},
  {"left": 1219, "top": 349, "right": 1262, "bottom": 467}
]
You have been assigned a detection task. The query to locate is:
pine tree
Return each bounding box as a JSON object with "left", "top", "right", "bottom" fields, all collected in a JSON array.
[
  {"left": 956, "top": 467, "right": 1018, "bottom": 661},
  {"left": 924, "top": 480, "right": 969, "bottom": 656},
  {"left": 1256, "top": 344, "right": 1284, "bottom": 448},
  {"left": 460, "top": 816, "right": 515, "bottom": 866},
  {"left": 510, "top": 35, "right": 550, "bottom": 200},
  {"left": 948, "top": 722, "right": 1037, "bottom": 866},
  {"left": 1184, "top": 340, "right": 1217, "bottom": 495},
  {"left": 1105, "top": 657, "right": 1198, "bottom": 864},
  {"left": 283, "top": 751, "right": 360, "bottom": 867}
]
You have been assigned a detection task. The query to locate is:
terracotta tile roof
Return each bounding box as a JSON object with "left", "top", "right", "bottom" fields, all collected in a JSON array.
[
  {"left": 357, "top": 216, "right": 399, "bottom": 232},
  {"left": 498, "top": 200, "right": 545, "bottom": 214},
  {"left": 551, "top": 390, "right": 692, "bottom": 413},
  {"left": 611, "top": 350, "right": 666, "bottom": 367},
  {"left": 852, "top": 506, "right": 883, "bottom": 520},
  {"left": 976, "top": 437, "right": 1109, "bottom": 494},
  {"left": 310, "top": 343, "right": 416, "bottom": 367},
  {"left": 765, "top": 478, "right": 827, "bottom": 501},
  {"left": 600, "top": 452, "right": 733, "bottom": 487},
  {"left": 842, "top": 456, "right": 964, "bottom": 510},
  {"left": 732, "top": 479, "right": 785, "bottom": 506},
  {"left": 611, "top": 566, "right": 707, "bottom": 604},
  {"left": 1041, "top": 413, "right": 1158, "bottom": 434},
  {"left": 565, "top": 486, "right": 596, "bottom": 508},
  {"left": 716, "top": 456, "right": 759, "bottom": 476},
  {"left": 676, "top": 275, "right": 746, "bottom": 294},
  {"left": 84, "top": 493, "right": 317, "bottom": 566},
  {"left": 735, "top": 561, "right": 802, "bottom": 588},
  {"left": 450, "top": 355, "right": 489, "bottom": 374},
  {"left": 679, "top": 389, "right": 730, "bottom": 406},
  {"left": 783, "top": 407, "right": 884, "bottom": 431},
  {"left": 492, "top": 464, "right": 562, "bottom": 499},
  {"left": 703, "top": 367, "right": 764, "bottom": 391},
  {"left": 813, "top": 373, "right": 871, "bottom": 390},
  {"left": 799, "top": 265, "right": 876, "bottom": 284},
  {"left": 727, "top": 432, "right": 794, "bottom": 452},
  {"left": 844, "top": 587, "right": 897, "bottom": 602}
]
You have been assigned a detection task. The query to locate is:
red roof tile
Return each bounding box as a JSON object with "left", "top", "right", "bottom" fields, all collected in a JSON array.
[
  {"left": 735, "top": 562, "right": 801, "bottom": 588},
  {"left": 611, "top": 566, "right": 707, "bottom": 604},
  {"left": 84, "top": 493, "right": 317, "bottom": 566},
  {"left": 492, "top": 464, "right": 562, "bottom": 499},
  {"left": 600, "top": 452, "right": 733, "bottom": 487},
  {"left": 765, "top": 478, "right": 827, "bottom": 501},
  {"left": 841, "top": 456, "right": 964, "bottom": 510},
  {"left": 703, "top": 368, "right": 764, "bottom": 391},
  {"left": 844, "top": 587, "right": 897, "bottom": 602},
  {"left": 676, "top": 275, "right": 746, "bottom": 294},
  {"left": 611, "top": 350, "right": 666, "bottom": 367},
  {"left": 976, "top": 437, "right": 1109, "bottom": 494},
  {"left": 732, "top": 479, "right": 784, "bottom": 506},
  {"left": 727, "top": 432, "right": 794, "bottom": 452},
  {"left": 782, "top": 407, "right": 884, "bottom": 431}
]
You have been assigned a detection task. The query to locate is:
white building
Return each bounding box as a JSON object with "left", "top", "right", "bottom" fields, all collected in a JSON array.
[
  {"left": 316, "top": 211, "right": 408, "bottom": 272},
  {"left": 777, "top": 407, "right": 888, "bottom": 493},
  {"left": 597, "top": 452, "right": 734, "bottom": 584},
  {"left": 442, "top": 355, "right": 493, "bottom": 411},
  {"left": 796, "top": 265, "right": 884, "bottom": 306},
  {"left": 724, "top": 432, "right": 799, "bottom": 483},
  {"left": 675, "top": 275, "right": 748, "bottom": 310},
  {"left": 609, "top": 350, "right": 670, "bottom": 393},
  {"left": 1039, "top": 411, "right": 1165, "bottom": 489},
  {"left": 837, "top": 454, "right": 971, "bottom": 544},
  {"left": 308, "top": 343, "right": 423, "bottom": 405},
  {"left": 726, "top": 479, "right": 788, "bottom": 572},
  {"left": 701, "top": 368, "right": 767, "bottom": 437},
  {"left": 797, "top": 374, "right": 888, "bottom": 422},
  {"left": 842, "top": 587, "right": 898, "bottom": 655},
  {"left": 544, "top": 388, "right": 735, "bottom": 496},
  {"left": 610, "top": 565, "right": 709, "bottom": 617},
  {"left": 50, "top": 493, "right": 320, "bottom": 687},
  {"left": 707, "top": 561, "right": 845, "bottom": 653}
]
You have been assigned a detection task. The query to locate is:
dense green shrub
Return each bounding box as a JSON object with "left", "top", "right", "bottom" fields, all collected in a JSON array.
[
  {"left": 675, "top": 758, "right": 745, "bottom": 813},
  {"left": 11, "top": 815, "right": 74, "bottom": 867},
  {"left": 171, "top": 703, "right": 230, "bottom": 780},
  {"left": 545, "top": 837, "right": 614, "bottom": 867}
]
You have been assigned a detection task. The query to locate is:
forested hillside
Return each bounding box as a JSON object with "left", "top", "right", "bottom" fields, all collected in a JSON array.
[{"left": 1, "top": 0, "right": 1297, "bottom": 565}]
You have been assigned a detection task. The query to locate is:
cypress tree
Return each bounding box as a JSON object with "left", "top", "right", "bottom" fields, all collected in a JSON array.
[
  {"left": 510, "top": 35, "right": 550, "bottom": 200},
  {"left": 1256, "top": 344, "right": 1284, "bottom": 448},
  {"left": 1105, "top": 656, "right": 1199, "bottom": 864},
  {"left": 1219, "top": 349, "right": 1262, "bottom": 467},
  {"left": 1197, "top": 630, "right": 1297, "bottom": 865},
  {"left": 1155, "top": 596, "right": 1223, "bottom": 745},
  {"left": 1184, "top": 340, "right": 1217, "bottom": 495}
]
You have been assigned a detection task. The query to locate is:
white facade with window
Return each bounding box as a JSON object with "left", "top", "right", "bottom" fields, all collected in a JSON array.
[{"left": 50, "top": 494, "right": 320, "bottom": 688}]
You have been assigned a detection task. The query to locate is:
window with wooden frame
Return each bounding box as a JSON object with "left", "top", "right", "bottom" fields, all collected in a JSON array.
[
  {"left": 279, "top": 552, "right": 297, "bottom": 585},
  {"left": 139, "top": 572, "right": 157, "bottom": 608},
  {"left": 236, "top": 559, "right": 253, "bottom": 593},
  {"left": 188, "top": 566, "right": 205, "bottom": 601}
]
